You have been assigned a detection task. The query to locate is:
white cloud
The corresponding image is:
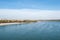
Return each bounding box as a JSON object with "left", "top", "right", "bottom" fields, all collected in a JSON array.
[{"left": 0, "top": 9, "right": 60, "bottom": 20}]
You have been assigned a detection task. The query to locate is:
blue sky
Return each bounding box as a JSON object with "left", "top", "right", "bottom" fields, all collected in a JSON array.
[
  {"left": 0, "top": 0, "right": 60, "bottom": 19},
  {"left": 0, "top": 0, "right": 60, "bottom": 10}
]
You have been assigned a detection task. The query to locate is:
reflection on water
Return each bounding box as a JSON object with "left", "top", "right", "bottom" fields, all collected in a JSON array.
[{"left": 0, "top": 21, "right": 60, "bottom": 40}]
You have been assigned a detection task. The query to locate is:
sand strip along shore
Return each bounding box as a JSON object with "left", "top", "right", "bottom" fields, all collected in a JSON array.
[{"left": 0, "top": 23, "right": 21, "bottom": 26}]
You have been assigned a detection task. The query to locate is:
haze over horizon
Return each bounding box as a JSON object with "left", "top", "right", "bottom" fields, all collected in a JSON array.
[{"left": 0, "top": 0, "right": 60, "bottom": 20}]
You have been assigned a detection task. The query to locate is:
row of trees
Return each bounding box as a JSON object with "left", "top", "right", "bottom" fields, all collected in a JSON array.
[{"left": 0, "top": 20, "right": 38, "bottom": 23}]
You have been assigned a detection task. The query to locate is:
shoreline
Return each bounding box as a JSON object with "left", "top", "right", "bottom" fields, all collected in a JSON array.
[{"left": 0, "top": 23, "right": 21, "bottom": 26}]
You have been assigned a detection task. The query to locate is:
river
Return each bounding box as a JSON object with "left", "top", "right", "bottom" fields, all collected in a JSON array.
[{"left": 0, "top": 21, "right": 60, "bottom": 40}]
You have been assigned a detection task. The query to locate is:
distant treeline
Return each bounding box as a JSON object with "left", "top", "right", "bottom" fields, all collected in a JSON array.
[
  {"left": 38, "top": 20, "right": 60, "bottom": 22},
  {"left": 0, "top": 20, "right": 38, "bottom": 23},
  {"left": 1, "top": 19, "right": 60, "bottom": 23}
]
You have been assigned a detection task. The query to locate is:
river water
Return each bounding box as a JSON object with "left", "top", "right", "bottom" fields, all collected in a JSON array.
[{"left": 0, "top": 21, "right": 60, "bottom": 40}]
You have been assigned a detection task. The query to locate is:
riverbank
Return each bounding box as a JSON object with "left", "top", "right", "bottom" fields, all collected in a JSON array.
[
  {"left": 0, "top": 20, "right": 38, "bottom": 26},
  {"left": 0, "top": 23, "right": 21, "bottom": 26}
]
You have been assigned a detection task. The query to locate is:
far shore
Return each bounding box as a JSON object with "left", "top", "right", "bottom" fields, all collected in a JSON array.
[
  {"left": 0, "top": 19, "right": 38, "bottom": 26},
  {"left": 1, "top": 19, "right": 60, "bottom": 26}
]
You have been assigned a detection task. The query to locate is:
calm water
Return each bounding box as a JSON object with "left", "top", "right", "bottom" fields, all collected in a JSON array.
[{"left": 0, "top": 21, "right": 60, "bottom": 40}]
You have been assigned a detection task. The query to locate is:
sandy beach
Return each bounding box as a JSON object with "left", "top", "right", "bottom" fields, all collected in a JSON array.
[{"left": 0, "top": 23, "right": 21, "bottom": 26}]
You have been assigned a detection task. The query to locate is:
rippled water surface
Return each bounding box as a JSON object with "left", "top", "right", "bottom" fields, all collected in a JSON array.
[{"left": 0, "top": 21, "right": 60, "bottom": 40}]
